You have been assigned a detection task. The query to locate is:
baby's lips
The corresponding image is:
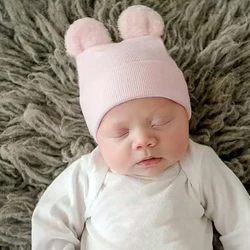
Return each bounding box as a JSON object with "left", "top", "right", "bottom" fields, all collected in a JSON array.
[{"left": 137, "top": 157, "right": 163, "bottom": 167}]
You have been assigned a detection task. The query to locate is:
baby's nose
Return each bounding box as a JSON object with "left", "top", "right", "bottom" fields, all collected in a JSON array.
[{"left": 132, "top": 130, "right": 157, "bottom": 150}]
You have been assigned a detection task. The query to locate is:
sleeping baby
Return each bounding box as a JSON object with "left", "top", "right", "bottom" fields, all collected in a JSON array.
[{"left": 32, "top": 5, "right": 250, "bottom": 250}]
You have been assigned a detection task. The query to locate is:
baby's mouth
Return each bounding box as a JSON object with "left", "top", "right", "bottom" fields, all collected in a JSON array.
[{"left": 137, "top": 157, "right": 163, "bottom": 167}]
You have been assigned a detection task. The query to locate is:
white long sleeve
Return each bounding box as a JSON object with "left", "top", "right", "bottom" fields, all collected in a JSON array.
[
  {"left": 32, "top": 157, "right": 88, "bottom": 250},
  {"left": 199, "top": 147, "right": 250, "bottom": 249},
  {"left": 32, "top": 140, "right": 250, "bottom": 250}
]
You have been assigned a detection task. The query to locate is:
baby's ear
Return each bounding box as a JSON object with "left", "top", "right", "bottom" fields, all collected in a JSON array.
[
  {"left": 117, "top": 5, "right": 165, "bottom": 40},
  {"left": 65, "top": 18, "right": 113, "bottom": 57}
]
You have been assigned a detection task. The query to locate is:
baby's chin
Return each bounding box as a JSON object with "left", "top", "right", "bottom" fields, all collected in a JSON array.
[
  {"left": 127, "top": 159, "right": 176, "bottom": 177},
  {"left": 135, "top": 166, "right": 170, "bottom": 177}
]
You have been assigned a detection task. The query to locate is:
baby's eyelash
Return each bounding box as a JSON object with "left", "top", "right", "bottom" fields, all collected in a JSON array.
[
  {"left": 152, "top": 120, "right": 171, "bottom": 127},
  {"left": 113, "top": 129, "right": 129, "bottom": 138},
  {"left": 117, "top": 132, "right": 128, "bottom": 137}
]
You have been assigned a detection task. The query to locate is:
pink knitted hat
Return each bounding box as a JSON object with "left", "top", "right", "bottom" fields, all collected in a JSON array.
[{"left": 65, "top": 5, "right": 191, "bottom": 141}]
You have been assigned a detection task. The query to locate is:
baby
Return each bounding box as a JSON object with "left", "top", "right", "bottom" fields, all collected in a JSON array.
[{"left": 32, "top": 5, "right": 250, "bottom": 250}]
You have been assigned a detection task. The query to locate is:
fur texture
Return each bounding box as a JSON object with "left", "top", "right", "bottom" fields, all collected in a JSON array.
[
  {"left": 65, "top": 18, "right": 112, "bottom": 57},
  {"left": 118, "top": 5, "right": 165, "bottom": 39},
  {"left": 1, "top": 0, "right": 250, "bottom": 249}
]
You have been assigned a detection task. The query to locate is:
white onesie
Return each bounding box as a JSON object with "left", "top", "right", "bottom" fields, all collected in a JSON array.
[{"left": 32, "top": 139, "right": 250, "bottom": 249}]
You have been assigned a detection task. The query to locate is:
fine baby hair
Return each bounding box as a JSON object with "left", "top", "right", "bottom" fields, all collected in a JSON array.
[{"left": 65, "top": 5, "right": 191, "bottom": 140}]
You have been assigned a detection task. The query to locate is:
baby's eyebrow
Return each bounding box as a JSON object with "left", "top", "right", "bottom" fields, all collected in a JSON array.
[
  {"left": 112, "top": 123, "right": 128, "bottom": 130},
  {"left": 109, "top": 114, "right": 172, "bottom": 128},
  {"left": 109, "top": 120, "right": 127, "bottom": 128},
  {"left": 152, "top": 114, "right": 172, "bottom": 120}
]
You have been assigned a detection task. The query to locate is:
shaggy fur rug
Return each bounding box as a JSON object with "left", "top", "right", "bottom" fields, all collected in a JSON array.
[{"left": 1, "top": 0, "right": 250, "bottom": 249}]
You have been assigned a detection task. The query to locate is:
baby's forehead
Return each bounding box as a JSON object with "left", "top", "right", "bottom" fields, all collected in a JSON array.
[{"left": 100, "top": 97, "right": 179, "bottom": 126}]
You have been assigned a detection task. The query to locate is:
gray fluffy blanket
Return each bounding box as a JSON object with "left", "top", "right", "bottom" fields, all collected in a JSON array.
[{"left": 1, "top": 0, "right": 250, "bottom": 249}]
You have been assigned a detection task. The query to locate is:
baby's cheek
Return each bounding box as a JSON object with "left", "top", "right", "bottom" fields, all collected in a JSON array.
[
  {"left": 173, "top": 136, "right": 189, "bottom": 157},
  {"left": 162, "top": 133, "right": 188, "bottom": 162},
  {"left": 99, "top": 142, "right": 116, "bottom": 165},
  {"left": 104, "top": 144, "right": 127, "bottom": 166},
  {"left": 116, "top": 146, "right": 133, "bottom": 171}
]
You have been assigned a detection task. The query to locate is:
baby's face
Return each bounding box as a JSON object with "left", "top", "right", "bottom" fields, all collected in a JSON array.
[{"left": 96, "top": 97, "right": 189, "bottom": 177}]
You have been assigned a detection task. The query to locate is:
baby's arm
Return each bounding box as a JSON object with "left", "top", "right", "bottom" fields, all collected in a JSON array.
[
  {"left": 200, "top": 147, "right": 250, "bottom": 250},
  {"left": 32, "top": 158, "right": 88, "bottom": 250}
]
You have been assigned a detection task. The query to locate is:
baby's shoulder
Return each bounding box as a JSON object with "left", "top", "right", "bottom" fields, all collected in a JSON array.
[
  {"left": 180, "top": 138, "right": 220, "bottom": 183},
  {"left": 185, "top": 138, "right": 216, "bottom": 166},
  {"left": 183, "top": 138, "right": 225, "bottom": 180},
  {"left": 68, "top": 146, "right": 109, "bottom": 178}
]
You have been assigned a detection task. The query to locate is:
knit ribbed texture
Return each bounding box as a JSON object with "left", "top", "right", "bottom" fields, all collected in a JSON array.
[{"left": 1, "top": 0, "right": 250, "bottom": 249}]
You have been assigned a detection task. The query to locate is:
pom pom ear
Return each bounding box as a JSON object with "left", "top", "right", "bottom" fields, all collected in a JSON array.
[
  {"left": 65, "top": 18, "right": 113, "bottom": 57},
  {"left": 118, "top": 5, "right": 165, "bottom": 40}
]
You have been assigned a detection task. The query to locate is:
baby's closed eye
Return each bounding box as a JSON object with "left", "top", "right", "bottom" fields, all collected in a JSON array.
[
  {"left": 111, "top": 128, "right": 129, "bottom": 138},
  {"left": 151, "top": 118, "right": 172, "bottom": 127}
]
